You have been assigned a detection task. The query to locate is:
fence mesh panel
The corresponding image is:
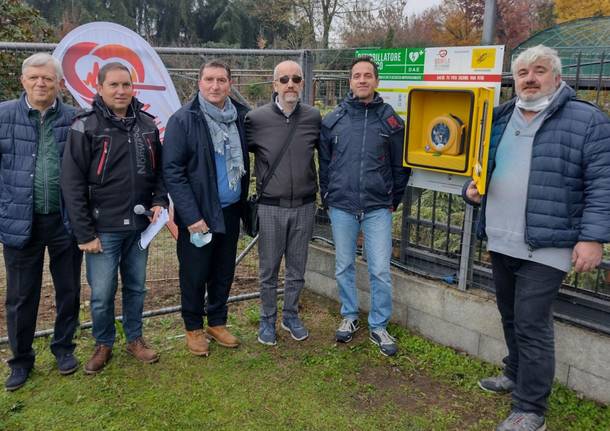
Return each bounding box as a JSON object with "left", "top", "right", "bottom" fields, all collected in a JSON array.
[{"left": 0, "top": 43, "right": 609, "bottom": 336}]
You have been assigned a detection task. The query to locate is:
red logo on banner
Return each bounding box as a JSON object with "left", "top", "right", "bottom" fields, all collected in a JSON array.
[{"left": 62, "top": 42, "right": 166, "bottom": 104}]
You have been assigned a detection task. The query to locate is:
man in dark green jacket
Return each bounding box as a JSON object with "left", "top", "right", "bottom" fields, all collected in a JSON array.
[{"left": 0, "top": 53, "right": 81, "bottom": 391}]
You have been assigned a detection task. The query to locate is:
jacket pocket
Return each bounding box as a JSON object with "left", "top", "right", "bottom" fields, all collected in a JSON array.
[
  {"left": 143, "top": 132, "right": 157, "bottom": 171},
  {"left": 329, "top": 135, "right": 348, "bottom": 171},
  {"left": 92, "top": 135, "right": 112, "bottom": 184}
]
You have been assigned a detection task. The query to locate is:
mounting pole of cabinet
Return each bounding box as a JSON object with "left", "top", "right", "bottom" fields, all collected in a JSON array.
[
  {"left": 457, "top": 0, "right": 496, "bottom": 291},
  {"left": 482, "top": 0, "right": 497, "bottom": 46}
]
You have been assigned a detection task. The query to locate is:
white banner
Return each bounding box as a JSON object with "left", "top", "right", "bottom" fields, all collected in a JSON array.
[{"left": 53, "top": 22, "right": 181, "bottom": 141}]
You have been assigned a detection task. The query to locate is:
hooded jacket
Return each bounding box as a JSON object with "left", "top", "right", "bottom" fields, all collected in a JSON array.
[
  {"left": 61, "top": 95, "right": 168, "bottom": 244},
  {"left": 319, "top": 92, "right": 410, "bottom": 214}
]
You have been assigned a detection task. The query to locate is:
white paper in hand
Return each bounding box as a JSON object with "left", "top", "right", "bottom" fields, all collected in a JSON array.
[{"left": 138, "top": 208, "right": 169, "bottom": 249}]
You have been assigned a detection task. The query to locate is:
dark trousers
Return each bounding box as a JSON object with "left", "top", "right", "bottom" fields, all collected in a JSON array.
[
  {"left": 4, "top": 213, "right": 83, "bottom": 369},
  {"left": 177, "top": 203, "right": 241, "bottom": 330},
  {"left": 490, "top": 252, "right": 566, "bottom": 415}
]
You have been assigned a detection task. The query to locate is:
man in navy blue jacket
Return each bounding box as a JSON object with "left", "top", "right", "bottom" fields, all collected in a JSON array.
[
  {"left": 464, "top": 45, "right": 610, "bottom": 431},
  {"left": 163, "top": 61, "right": 250, "bottom": 356},
  {"left": 319, "top": 57, "right": 410, "bottom": 357},
  {"left": 0, "top": 53, "right": 81, "bottom": 391}
]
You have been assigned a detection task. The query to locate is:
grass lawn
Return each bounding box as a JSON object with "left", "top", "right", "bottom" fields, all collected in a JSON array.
[{"left": 1, "top": 291, "right": 609, "bottom": 431}]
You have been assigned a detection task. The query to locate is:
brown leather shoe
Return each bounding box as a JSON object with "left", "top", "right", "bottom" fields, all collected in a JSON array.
[
  {"left": 186, "top": 329, "right": 209, "bottom": 356},
  {"left": 126, "top": 337, "right": 159, "bottom": 364},
  {"left": 206, "top": 325, "right": 240, "bottom": 348},
  {"left": 84, "top": 344, "right": 112, "bottom": 374}
]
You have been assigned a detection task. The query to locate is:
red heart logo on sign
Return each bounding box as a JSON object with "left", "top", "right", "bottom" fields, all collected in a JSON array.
[{"left": 62, "top": 42, "right": 148, "bottom": 104}]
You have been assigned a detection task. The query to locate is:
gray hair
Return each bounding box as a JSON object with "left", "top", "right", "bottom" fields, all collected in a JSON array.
[
  {"left": 511, "top": 45, "right": 562, "bottom": 78},
  {"left": 22, "top": 53, "right": 63, "bottom": 80},
  {"left": 273, "top": 60, "right": 302, "bottom": 80}
]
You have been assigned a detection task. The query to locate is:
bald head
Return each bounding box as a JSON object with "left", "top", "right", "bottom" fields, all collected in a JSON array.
[
  {"left": 273, "top": 60, "right": 302, "bottom": 80},
  {"left": 273, "top": 60, "right": 304, "bottom": 113}
]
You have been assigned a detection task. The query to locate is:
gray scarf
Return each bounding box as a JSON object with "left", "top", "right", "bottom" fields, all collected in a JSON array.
[{"left": 198, "top": 93, "right": 245, "bottom": 191}]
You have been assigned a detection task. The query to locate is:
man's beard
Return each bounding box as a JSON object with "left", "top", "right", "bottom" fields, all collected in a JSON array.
[{"left": 516, "top": 83, "right": 561, "bottom": 112}]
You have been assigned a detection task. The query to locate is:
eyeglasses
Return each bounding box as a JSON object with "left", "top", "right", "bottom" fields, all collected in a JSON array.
[{"left": 277, "top": 75, "right": 303, "bottom": 84}]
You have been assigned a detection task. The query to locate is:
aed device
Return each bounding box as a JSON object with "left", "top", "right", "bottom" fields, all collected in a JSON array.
[{"left": 404, "top": 86, "right": 494, "bottom": 194}]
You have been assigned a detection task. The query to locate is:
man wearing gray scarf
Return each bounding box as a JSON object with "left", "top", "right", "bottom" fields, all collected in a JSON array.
[{"left": 163, "top": 61, "right": 250, "bottom": 357}]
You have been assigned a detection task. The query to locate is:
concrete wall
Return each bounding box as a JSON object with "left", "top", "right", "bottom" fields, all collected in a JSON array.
[{"left": 304, "top": 244, "right": 610, "bottom": 404}]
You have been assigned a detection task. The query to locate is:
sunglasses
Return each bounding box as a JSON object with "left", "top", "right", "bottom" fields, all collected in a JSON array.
[{"left": 277, "top": 75, "right": 303, "bottom": 84}]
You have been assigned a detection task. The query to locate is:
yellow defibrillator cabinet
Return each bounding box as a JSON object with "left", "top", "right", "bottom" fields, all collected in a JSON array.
[{"left": 404, "top": 86, "right": 494, "bottom": 194}]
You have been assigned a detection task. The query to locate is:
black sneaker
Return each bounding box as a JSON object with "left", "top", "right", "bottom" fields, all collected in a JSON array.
[
  {"left": 56, "top": 353, "right": 79, "bottom": 375},
  {"left": 335, "top": 318, "right": 360, "bottom": 343},
  {"left": 478, "top": 374, "right": 516, "bottom": 394},
  {"left": 369, "top": 328, "right": 398, "bottom": 356},
  {"left": 5, "top": 367, "right": 31, "bottom": 392}
]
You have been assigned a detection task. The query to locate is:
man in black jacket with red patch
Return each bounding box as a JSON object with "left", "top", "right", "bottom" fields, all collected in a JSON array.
[
  {"left": 319, "top": 57, "right": 409, "bottom": 357},
  {"left": 61, "top": 62, "right": 168, "bottom": 374}
]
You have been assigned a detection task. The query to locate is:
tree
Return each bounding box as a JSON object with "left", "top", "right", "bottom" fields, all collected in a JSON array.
[
  {"left": 0, "top": 0, "right": 54, "bottom": 100},
  {"left": 532, "top": 0, "right": 555, "bottom": 32},
  {"left": 340, "top": 0, "right": 411, "bottom": 48},
  {"left": 555, "top": 0, "right": 610, "bottom": 23},
  {"left": 340, "top": 0, "right": 552, "bottom": 49},
  {"left": 27, "top": 0, "right": 137, "bottom": 38},
  {"left": 244, "top": 0, "right": 296, "bottom": 48},
  {"left": 433, "top": 0, "right": 482, "bottom": 45},
  {"left": 496, "top": 0, "right": 535, "bottom": 49}
]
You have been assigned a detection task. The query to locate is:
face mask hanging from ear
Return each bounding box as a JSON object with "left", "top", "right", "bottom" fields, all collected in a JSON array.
[{"left": 516, "top": 80, "right": 565, "bottom": 113}]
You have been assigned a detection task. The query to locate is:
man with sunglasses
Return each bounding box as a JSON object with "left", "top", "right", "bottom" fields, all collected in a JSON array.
[
  {"left": 319, "top": 56, "right": 410, "bottom": 356},
  {"left": 245, "top": 60, "right": 321, "bottom": 346}
]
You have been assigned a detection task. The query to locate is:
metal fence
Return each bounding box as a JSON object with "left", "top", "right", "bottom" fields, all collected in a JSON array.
[{"left": 1, "top": 42, "right": 609, "bottom": 335}]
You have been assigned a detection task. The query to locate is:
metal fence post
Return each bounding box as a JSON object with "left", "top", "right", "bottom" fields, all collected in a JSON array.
[
  {"left": 400, "top": 187, "right": 414, "bottom": 264},
  {"left": 301, "top": 49, "right": 314, "bottom": 105},
  {"left": 458, "top": 205, "right": 475, "bottom": 291}
]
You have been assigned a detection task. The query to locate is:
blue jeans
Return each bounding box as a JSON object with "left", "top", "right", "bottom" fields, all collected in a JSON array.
[
  {"left": 329, "top": 207, "right": 393, "bottom": 330},
  {"left": 86, "top": 231, "right": 149, "bottom": 346}
]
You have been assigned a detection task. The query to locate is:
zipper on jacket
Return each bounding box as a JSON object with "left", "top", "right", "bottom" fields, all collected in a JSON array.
[
  {"left": 97, "top": 140, "right": 109, "bottom": 177},
  {"left": 289, "top": 121, "right": 294, "bottom": 202},
  {"left": 358, "top": 108, "right": 368, "bottom": 212},
  {"left": 127, "top": 133, "right": 137, "bottom": 227},
  {"left": 40, "top": 115, "right": 49, "bottom": 213},
  {"left": 147, "top": 138, "right": 156, "bottom": 170}
]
